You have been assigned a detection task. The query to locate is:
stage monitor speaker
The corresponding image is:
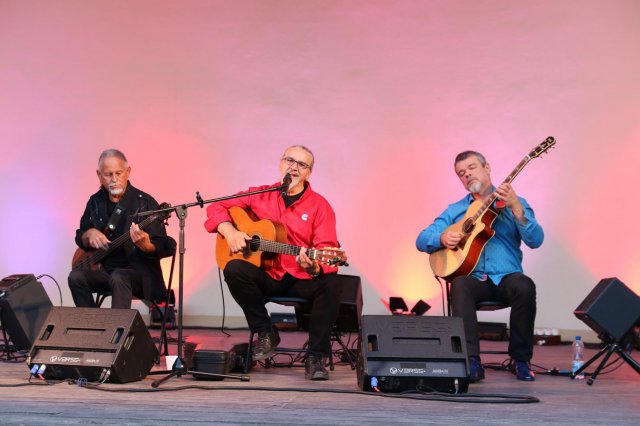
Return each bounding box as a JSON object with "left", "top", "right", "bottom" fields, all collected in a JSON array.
[
  {"left": 28, "top": 307, "right": 157, "bottom": 383},
  {"left": 574, "top": 277, "right": 640, "bottom": 343},
  {"left": 0, "top": 274, "right": 53, "bottom": 351},
  {"left": 295, "top": 274, "right": 363, "bottom": 332},
  {"left": 357, "top": 315, "right": 469, "bottom": 393}
]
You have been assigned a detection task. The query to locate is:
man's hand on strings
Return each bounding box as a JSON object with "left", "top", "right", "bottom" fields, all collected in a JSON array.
[
  {"left": 297, "top": 247, "right": 320, "bottom": 276},
  {"left": 83, "top": 228, "right": 111, "bottom": 251},
  {"left": 441, "top": 231, "right": 463, "bottom": 249},
  {"left": 495, "top": 183, "right": 526, "bottom": 223},
  {"left": 218, "top": 222, "right": 251, "bottom": 254},
  {"left": 131, "top": 223, "right": 155, "bottom": 253}
]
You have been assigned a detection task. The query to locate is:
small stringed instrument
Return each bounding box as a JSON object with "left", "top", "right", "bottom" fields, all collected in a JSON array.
[
  {"left": 215, "top": 206, "right": 347, "bottom": 270},
  {"left": 429, "top": 137, "right": 556, "bottom": 279},
  {"left": 71, "top": 202, "right": 172, "bottom": 271}
]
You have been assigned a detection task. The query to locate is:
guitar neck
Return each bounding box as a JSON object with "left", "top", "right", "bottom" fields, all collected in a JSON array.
[
  {"left": 90, "top": 214, "right": 158, "bottom": 264},
  {"left": 255, "top": 239, "right": 318, "bottom": 259},
  {"left": 469, "top": 155, "right": 532, "bottom": 223}
]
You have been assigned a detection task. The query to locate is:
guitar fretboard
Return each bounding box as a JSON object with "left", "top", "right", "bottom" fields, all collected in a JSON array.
[
  {"left": 468, "top": 156, "right": 531, "bottom": 225},
  {"left": 254, "top": 239, "right": 318, "bottom": 259},
  {"left": 78, "top": 213, "right": 160, "bottom": 268}
]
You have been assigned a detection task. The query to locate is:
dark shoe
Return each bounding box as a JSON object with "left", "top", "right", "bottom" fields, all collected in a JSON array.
[
  {"left": 305, "top": 354, "right": 329, "bottom": 380},
  {"left": 252, "top": 331, "right": 280, "bottom": 361},
  {"left": 468, "top": 357, "right": 485, "bottom": 383},
  {"left": 513, "top": 360, "right": 535, "bottom": 381}
]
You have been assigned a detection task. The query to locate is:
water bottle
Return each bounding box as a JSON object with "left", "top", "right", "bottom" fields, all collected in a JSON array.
[{"left": 572, "top": 336, "right": 585, "bottom": 380}]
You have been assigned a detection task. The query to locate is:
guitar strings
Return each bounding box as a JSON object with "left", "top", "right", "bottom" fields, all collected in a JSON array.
[{"left": 74, "top": 213, "right": 161, "bottom": 269}]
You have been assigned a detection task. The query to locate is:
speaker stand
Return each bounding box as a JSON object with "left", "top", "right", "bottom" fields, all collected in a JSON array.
[
  {"left": 139, "top": 187, "right": 285, "bottom": 386},
  {"left": 572, "top": 340, "right": 640, "bottom": 385},
  {"left": 332, "top": 331, "right": 358, "bottom": 370}
]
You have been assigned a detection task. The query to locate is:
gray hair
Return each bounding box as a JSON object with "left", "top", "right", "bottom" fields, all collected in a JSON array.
[
  {"left": 283, "top": 145, "right": 315, "bottom": 169},
  {"left": 454, "top": 150, "right": 487, "bottom": 167},
  {"left": 98, "top": 149, "right": 128, "bottom": 169}
]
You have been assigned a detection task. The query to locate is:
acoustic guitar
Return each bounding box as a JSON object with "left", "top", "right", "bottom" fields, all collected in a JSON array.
[
  {"left": 215, "top": 206, "right": 347, "bottom": 270},
  {"left": 71, "top": 202, "right": 171, "bottom": 271},
  {"left": 429, "top": 137, "right": 555, "bottom": 279}
]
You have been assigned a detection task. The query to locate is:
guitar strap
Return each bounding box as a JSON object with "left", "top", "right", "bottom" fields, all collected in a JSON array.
[
  {"left": 103, "top": 205, "right": 124, "bottom": 238},
  {"left": 103, "top": 187, "right": 136, "bottom": 237}
]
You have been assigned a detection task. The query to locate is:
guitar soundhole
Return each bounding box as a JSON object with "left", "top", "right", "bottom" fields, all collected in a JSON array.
[
  {"left": 249, "top": 236, "right": 261, "bottom": 252},
  {"left": 462, "top": 219, "right": 474, "bottom": 234}
]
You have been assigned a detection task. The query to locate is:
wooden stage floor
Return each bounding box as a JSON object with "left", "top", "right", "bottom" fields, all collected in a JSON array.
[{"left": 1, "top": 328, "right": 638, "bottom": 425}]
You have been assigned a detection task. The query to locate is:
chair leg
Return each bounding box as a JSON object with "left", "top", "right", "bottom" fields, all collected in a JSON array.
[{"left": 95, "top": 292, "right": 110, "bottom": 308}]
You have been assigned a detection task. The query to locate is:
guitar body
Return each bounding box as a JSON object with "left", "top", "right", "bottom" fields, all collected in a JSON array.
[
  {"left": 215, "top": 206, "right": 288, "bottom": 270},
  {"left": 71, "top": 248, "right": 102, "bottom": 271},
  {"left": 429, "top": 200, "right": 498, "bottom": 280}
]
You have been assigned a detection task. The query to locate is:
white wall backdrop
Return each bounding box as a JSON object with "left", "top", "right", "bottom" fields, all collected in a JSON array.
[{"left": 1, "top": 0, "right": 639, "bottom": 334}]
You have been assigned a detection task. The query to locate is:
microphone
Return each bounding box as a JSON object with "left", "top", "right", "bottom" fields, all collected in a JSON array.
[{"left": 281, "top": 174, "right": 292, "bottom": 196}]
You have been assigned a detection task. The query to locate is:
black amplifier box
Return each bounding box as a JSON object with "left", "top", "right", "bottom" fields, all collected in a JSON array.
[
  {"left": 357, "top": 315, "right": 469, "bottom": 393},
  {"left": 28, "top": 307, "right": 157, "bottom": 383},
  {"left": 190, "top": 342, "right": 248, "bottom": 380}
]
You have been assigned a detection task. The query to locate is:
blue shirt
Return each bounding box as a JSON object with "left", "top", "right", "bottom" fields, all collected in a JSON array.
[{"left": 416, "top": 191, "right": 544, "bottom": 284}]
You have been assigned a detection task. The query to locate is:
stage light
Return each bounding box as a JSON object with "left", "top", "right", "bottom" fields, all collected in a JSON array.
[{"left": 388, "top": 297, "right": 430, "bottom": 316}]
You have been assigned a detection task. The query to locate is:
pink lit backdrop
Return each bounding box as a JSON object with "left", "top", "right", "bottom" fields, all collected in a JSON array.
[{"left": 1, "top": 1, "right": 639, "bottom": 332}]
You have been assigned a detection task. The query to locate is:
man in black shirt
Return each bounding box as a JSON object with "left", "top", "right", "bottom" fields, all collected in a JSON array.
[{"left": 68, "top": 149, "right": 175, "bottom": 309}]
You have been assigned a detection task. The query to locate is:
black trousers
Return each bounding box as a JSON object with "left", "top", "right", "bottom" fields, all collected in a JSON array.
[
  {"left": 450, "top": 272, "right": 536, "bottom": 362},
  {"left": 68, "top": 268, "right": 144, "bottom": 309},
  {"left": 224, "top": 260, "right": 342, "bottom": 357}
]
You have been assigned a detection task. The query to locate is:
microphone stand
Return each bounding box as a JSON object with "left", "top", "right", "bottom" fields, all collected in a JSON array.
[{"left": 137, "top": 184, "right": 286, "bottom": 387}]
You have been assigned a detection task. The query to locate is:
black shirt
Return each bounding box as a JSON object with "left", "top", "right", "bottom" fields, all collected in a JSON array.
[{"left": 282, "top": 186, "right": 306, "bottom": 208}]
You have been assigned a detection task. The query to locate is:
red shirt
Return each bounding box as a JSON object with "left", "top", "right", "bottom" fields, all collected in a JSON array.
[{"left": 204, "top": 182, "right": 339, "bottom": 280}]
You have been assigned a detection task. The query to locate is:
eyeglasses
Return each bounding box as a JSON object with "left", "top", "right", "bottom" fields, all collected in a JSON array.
[{"left": 281, "top": 157, "right": 311, "bottom": 170}]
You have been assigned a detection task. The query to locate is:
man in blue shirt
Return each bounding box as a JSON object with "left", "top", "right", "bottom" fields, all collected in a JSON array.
[{"left": 416, "top": 151, "right": 543, "bottom": 382}]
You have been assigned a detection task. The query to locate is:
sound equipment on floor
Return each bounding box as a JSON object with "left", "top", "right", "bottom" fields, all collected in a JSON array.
[
  {"left": 357, "top": 315, "right": 469, "bottom": 393},
  {"left": 28, "top": 307, "right": 157, "bottom": 383},
  {"left": 388, "top": 297, "right": 431, "bottom": 316},
  {"left": 572, "top": 277, "right": 640, "bottom": 385},
  {"left": 0, "top": 274, "right": 53, "bottom": 351},
  {"left": 190, "top": 342, "right": 249, "bottom": 380},
  {"left": 574, "top": 277, "right": 640, "bottom": 343},
  {"left": 478, "top": 321, "right": 509, "bottom": 341}
]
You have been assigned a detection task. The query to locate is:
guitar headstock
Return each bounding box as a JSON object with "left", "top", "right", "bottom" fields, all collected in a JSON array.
[
  {"left": 153, "top": 202, "right": 173, "bottom": 224},
  {"left": 312, "top": 247, "right": 349, "bottom": 267},
  {"left": 528, "top": 136, "right": 556, "bottom": 159}
]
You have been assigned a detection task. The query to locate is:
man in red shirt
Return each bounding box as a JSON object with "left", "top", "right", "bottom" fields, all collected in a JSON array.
[{"left": 205, "top": 145, "right": 344, "bottom": 380}]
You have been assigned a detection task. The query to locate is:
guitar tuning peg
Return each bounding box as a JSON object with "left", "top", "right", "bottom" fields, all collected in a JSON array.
[{"left": 328, "top": 257, "right": 349, "bottom": 267}]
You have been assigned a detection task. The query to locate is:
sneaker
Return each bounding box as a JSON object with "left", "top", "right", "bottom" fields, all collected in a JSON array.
[
  {"left": 305, "top": 354, "right": 329, "bottom": 380},
  {"left": 513, "top": 360, "right": 535, "bottom": 381},
  {"left": 252, "top": 331, "right": 280, "bottom": 361},
  {"left": 468, "top": 356, "right": 485, "bottom": 383}
]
